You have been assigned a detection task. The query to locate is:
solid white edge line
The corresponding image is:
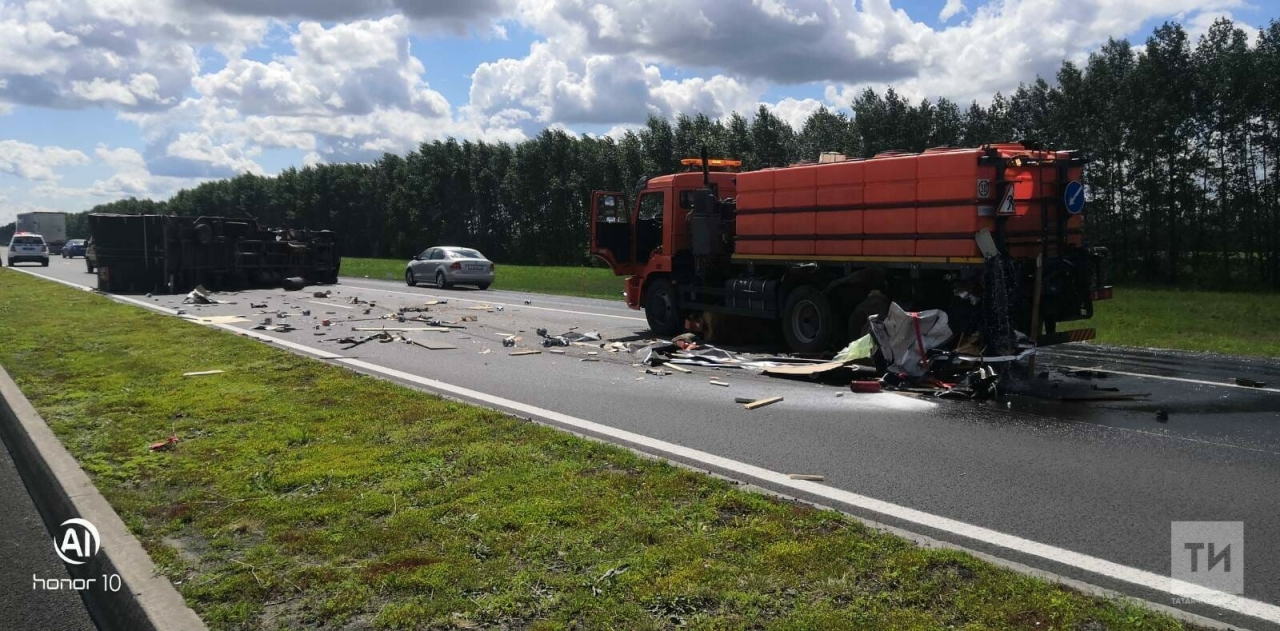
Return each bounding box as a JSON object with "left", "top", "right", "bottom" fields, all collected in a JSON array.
[
  {"left": 340, "top": 279, "right": 647, "bottom": 322},
  {"left": 1059, "top": 364, "right": 1280, "bottom": 395},
  {"left": 10, "top": 266, "right": 1279, "bottom": 626}
]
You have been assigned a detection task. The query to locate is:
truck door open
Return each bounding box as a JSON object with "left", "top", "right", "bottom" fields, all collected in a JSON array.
[{"left": 590, "top": 191, "right": 632, "bottom": 272}]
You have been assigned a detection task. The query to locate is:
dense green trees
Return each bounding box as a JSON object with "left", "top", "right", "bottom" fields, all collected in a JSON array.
[{"left": 25, "top": 18, "right": 1280, "bottom": 288}]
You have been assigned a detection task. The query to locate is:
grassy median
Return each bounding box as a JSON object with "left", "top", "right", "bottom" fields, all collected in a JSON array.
[
  {"left": 344, "top": 257, "right": 1280, "bottom": 357},
  {"left": 341, "top": 257, "right": 622, "bottom": 300},
  {"left": 0, "top": 269, "right": 1183, "bottom": 629}
]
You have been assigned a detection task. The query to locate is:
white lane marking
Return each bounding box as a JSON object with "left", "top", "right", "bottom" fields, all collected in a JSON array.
[
  {"left": 340, "top": 280, "right": 646, "bottom": 323},
  {"left": 1058, "top": 364, "right": 1280, "bottom": 395},
  {"left": 308, "top": 300, "right": 354, "bottom": 310},
  {"left": 12, "top": 267, "right": 1280, "bottom": 624}
]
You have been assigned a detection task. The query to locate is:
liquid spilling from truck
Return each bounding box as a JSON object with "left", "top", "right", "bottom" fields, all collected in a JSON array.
[
  {"left": 589, "top": 143, "right": 1111, "bottom": 356},
  {"left": 87, "top": 214, "right": 341, "bottom": 294}
]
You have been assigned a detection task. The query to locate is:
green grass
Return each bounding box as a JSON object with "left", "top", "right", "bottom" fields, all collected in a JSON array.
[
  {"left": 1082, "top": 287, "right": 1280, "bottom": 357},
  {"left": 0, "top": 269, "right": 1186, "bottom": 629},
  {"left": 341, "top": 257, "right": 622, "bottom": 300}
]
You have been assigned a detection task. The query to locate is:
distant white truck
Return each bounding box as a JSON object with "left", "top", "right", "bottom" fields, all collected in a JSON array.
[{"left": 15, "top": 212, "right": 67, "bottom": 254}]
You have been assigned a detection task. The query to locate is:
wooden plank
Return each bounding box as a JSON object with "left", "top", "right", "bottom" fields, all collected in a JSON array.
[
  {"left": 407, "top": 339, "right": 458, "bottom": 350},
  {"left": 665, "top": 363, "right": 692, "bottom": 374},
  {"left": 182, "top": 370, "right": 225, "bottom": 377},
  {"left": 761, "top": 362, "right": 846, "bottom": 376},
  {"left": 509, "top": 350, "right": 541, "bottom": 356},
  {"left": 743, "top": 396, "right": 783, "bottom": 410},
  {"left": 788, "top": 474, "right": 824, "bottom": 481},
  {"left": 709, "top": 380, "right": 730, "bottom": 387}
]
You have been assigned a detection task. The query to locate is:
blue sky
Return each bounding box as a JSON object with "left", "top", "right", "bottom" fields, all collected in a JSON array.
[{"left": 1, "top": 0, "right": 1277, "bottom": 224}]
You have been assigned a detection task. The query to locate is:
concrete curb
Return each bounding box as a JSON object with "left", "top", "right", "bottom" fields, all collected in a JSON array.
[{"left": 0, "top": 365, "right": 206, "bottom": 631}]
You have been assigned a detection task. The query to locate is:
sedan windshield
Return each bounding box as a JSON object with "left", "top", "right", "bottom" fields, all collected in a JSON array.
[
  {"left": 13, "top": 236, "right": 43, "bottom": 245},
  {"left": 449, "top": 248, "right": 484, "bottom": 259}
]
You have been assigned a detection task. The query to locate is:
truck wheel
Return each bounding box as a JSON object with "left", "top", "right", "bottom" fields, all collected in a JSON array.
[
  {"left": 783, "top": 286, "right": 835, "bottom": 353},
  {"left": 644, "top": 278, "right": 682, "bottom": 336},
  {"left": 847, "top": 292, "right": 891, "bottom": 341}
]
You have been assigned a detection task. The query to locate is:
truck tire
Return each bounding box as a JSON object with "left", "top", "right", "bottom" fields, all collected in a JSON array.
[
  {"left": 847, "top": 291, "right": 891, "bottom": 341},
  {"left": 782, "top": 286, "right": 835, "bottom": 353},
  {"left": 644, "top": 278, "right": 682, "bottom": 336}
]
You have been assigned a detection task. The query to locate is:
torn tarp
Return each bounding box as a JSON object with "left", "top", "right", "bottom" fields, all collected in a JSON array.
[
  {"left": 183, "top": 285, "right": 228, "bottom": 305},
  {"left": 868, "top": 302, "right": 952, "bottom": 378},
  {"left": 541, "top": 330, "right": 603, "bottom": 347}
]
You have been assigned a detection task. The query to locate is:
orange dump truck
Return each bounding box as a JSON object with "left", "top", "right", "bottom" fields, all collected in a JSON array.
[{"left": 589, "top": 143, "right": 1111, "bottom": 353}]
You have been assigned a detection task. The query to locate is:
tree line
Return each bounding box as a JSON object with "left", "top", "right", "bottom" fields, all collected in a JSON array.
[{"left": 9, "top": 18, "right": 1280, "bottom": 288}]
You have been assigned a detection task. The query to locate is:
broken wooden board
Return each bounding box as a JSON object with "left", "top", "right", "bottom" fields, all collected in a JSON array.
[
  {"left": 509, "top": 349, "right": 541, "bottom": 356},
  {"left": 467, "top": 305, "right": 495, "bottom": 311},
  {"left": 548, "top": 349, "right": 566, "bottom": 355},
  {"left": 761, "top": 361, "right": 847, "bottom": 377},
  {"left": 407, "top": 338, "right": 458, "bottom": 350},
  {"left": 182, "top": 370, "right": 225, "bottom": 377},
  {"left": 190, "top": 315, "right": 250, "bottom": 324},
  {"left": 709, "top": 380, "right": 730, "bottom": 387},
  {"left": 743, "top": 396, "right": 783, "bottom": 410},
  {"left": 665, "top": 363, "right": 692, "bottom": 374}
]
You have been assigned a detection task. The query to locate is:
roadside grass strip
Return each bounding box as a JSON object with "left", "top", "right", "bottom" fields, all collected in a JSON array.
[
  {"left": 341, "top": 258, "right": 622, "bottom": 301},
  {"left": 0, "top": 270, "right": 1185, "bottom": 629}
]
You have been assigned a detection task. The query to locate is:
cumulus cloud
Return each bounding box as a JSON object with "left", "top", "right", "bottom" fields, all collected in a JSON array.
[
  {"left": 0, "top": 0, "right": 265, "bottom": 110},
  {"left": 0, "top": 140, "right": 90, "bottom": 181},
  {"left": 939, "top": 0, "right": 966, "bottom": 22}
]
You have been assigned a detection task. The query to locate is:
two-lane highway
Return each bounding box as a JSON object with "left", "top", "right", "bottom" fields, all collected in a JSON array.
[{"left": 8, "top": 251, "right": 1280, "bottom": 629}]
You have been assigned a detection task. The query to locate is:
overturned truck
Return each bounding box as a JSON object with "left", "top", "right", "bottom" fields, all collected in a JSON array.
[
  {"left": 88, "top": 214, "right": 341, "bottom": 294},
  {"left": 589, "top": 143, "right": 1112, "bottom": 356}
]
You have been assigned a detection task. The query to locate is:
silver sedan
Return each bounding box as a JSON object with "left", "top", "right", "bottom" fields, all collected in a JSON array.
[{"left": 405, "top": 246, "right": 496, "bottom": 289}]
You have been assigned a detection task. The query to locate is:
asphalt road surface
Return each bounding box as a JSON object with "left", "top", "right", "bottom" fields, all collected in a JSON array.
[
  {"left": 0, "top": 432, "right": 97, "bottom": 630},
  {"left": 8, "top": 250, "right": 1280, "bottom": 629}
]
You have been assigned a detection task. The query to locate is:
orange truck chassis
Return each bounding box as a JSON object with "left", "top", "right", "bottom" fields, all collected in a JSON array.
[{"left": 590, "top": 143, "right": 1111, "bottom": 354}]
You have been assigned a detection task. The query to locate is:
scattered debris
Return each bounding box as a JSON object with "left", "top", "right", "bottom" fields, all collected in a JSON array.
[
  {"left": 182, "top": 370, "right": 224, "bottom": 377},
  {"left": 404, "top": 337, "right": 458, "bottom": 351},
  {"left": 849, "top": 380, "right": 881, "bottom": 393},
  {"left": 645, "top": 367, "right": 671, "bottom": 376},
  {"left": 539, "top": 329, "right": 602, "bottom": 347},
  {"left": 709, "top": 380, "right": 730, "bottom": 387},
  {"left": 502, "top": 336, "right": 517, "bottom": 347},
  {"left": 665, "top": 363, "right": 692, "bottom": 374},
  {"left": 761, "top": 361, "right": 848, "bottom": 377},
  {"left": 509, "top": 349, "right": 541, "bottom": 356},
  {"left": 183, "top": 285, "right": 228, "bottom": 305},
  {"left": 548, "top": 349, "right": 566, "bottom": 355},
  {"left": 250, "top": 302, "right": 268, "bottom": 309},
  {"left": 742, "top": 396, "right": 783, "bottom": 410},
  {"left": 353, "top": 326, "right": 450, "bottom": 332},
  {"left": 787, "top": 474, "right": 824, "bottom": 481},
  {"left": 833, "top": 334, "right": 875, "bottom": 363},
  {"left": 148, "top": 435, "right": 179, "bottom": 451},
  {"left": 868, "top": 303, "right": 952, "bottom": 378},
  {"left": 1156, "top": 409, "right": 1169, "bottom": 422},
  {"left": 282, "top": 276, "right": 307, "bottom": 291},
  {"left": 1234, "top": 377, "right": 1268, "bottom": 388},
  {"left": 480, "top": 348, "right": 492, "bottom": 355},
  {"left": 524, "top": 300, "right": 532, "bottom": 305},
  {"left": 313, "top": 290, "right": 331, "bottom": 298}
]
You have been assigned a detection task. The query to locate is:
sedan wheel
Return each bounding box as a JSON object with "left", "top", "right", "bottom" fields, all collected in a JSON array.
[
  {"left": 405, "top": 269, "right": 417, "bottom": 287},
  {"left": 436, "top": 270, "right": 451, "bottom": 289}
]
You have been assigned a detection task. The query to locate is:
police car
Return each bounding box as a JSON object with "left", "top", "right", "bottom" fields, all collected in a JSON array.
[{"left": 7, "top": 232, "right": 50, "bottom": 267}]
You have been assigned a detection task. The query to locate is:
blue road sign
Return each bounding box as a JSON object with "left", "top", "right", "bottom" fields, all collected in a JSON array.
[{"left": 1064, "top": 180, "right": 1085, "bottom": 214}]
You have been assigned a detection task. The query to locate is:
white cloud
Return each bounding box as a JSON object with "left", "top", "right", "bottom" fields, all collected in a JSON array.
[
  {"left": 765, "top": 97, "right": 827, "bottom": 131},
  {"left": 0, "top": 140, "right": 90, "bottom": 181},
  {"left": 939, "top": 0, "right": 966, "bottom": 22}
]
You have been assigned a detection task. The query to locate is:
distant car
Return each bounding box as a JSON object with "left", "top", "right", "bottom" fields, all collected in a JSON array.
[
  {"left": 85, "top": 238, "right": 98, "bottom": 273},
  {"left": 7, "top": 232, "right": 49, "bottom": 267},
  {"left": 62, "top": 239, "right": 87, "bottom": 258},
  {"left": 405, "top": 246, "right": 495, "bottom": 289}
]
